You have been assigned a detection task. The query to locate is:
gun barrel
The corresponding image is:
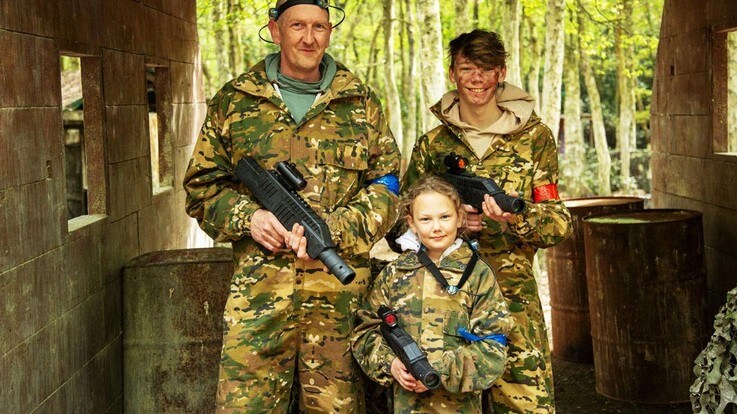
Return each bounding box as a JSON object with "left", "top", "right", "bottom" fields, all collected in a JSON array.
[{"left": 317, "top": 249, "right": 355, "bottom": 284}]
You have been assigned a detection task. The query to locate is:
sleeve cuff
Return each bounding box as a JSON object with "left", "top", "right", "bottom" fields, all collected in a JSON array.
[{"left": 234, "top": 196, "right": 260, "bottom": 236}]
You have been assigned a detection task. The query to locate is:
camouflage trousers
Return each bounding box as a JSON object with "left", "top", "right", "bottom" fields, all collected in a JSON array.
[
  {"left": 483, "top": 263, "right": 555, "bottom": 414},
  {"left": 215, "top": 255, "right": 371, "bottom": 413}
]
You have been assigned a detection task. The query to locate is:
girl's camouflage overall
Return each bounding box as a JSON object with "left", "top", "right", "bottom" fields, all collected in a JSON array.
[
  {"left": 351, "top": 243, "right": 513, "bottom": 413},
  {"left": 402, "top": 89, "right": 572, "bottom": 413},
  {"left": 184, "top": 59, "right": 400, "bottom": 413}
]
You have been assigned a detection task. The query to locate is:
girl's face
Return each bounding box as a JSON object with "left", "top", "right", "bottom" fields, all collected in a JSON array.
[{"left": 407, "top": 191, "right": 462, "bottom": 261}]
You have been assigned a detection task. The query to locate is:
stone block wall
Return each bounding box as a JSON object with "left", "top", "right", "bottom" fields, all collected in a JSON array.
[
  {"left": 652, "top": 0, "right": 737, "bottom": 316},
  {"left": 0, "top": 1, "right": 207, "bottom": 412}
]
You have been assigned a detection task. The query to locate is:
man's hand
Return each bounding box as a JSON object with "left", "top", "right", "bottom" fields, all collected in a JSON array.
[
  {"left": 390, "top": 358, "right": 429, "bottom": 393},
  {"left": 286, "top": 223, "right": 309, "bottom": 259},
  {"left": 250, "top": 209, "right": 289, "bottom": 252}
]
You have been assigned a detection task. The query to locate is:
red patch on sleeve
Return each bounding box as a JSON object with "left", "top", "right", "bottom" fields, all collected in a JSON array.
[{"left": 533, "top": 184, "right": 560, "bottom": 202}]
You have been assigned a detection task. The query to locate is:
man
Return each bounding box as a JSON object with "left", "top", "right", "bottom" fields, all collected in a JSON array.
[
  {"left": 400, "top": 29, "right": 572, "bottom": 413},
  {"left": 183, "top": 0, "right": 401, "bottom": 412}
]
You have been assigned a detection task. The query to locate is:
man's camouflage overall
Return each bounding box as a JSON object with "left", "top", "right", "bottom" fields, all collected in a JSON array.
[
  {"left": 183, "top": 57, "right": 400, "bottom": 413},
  {"left": 352, "top": 242, "right": 513, "bottom": 413},
  {"left": 402, "top": 86, "right": 572, "bottom": 413}
]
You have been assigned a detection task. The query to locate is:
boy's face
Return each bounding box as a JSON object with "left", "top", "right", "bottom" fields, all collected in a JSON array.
[
  {"left": 449, "top": 54, "right": 506, "bottom": 107},
  {"left": 407, "top": 191, "right": 462, "bottom": 261}
]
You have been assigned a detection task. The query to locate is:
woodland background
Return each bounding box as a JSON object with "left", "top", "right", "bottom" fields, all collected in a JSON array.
[{"left": 196, "top": 0, "right": 666, "bottom": 199}]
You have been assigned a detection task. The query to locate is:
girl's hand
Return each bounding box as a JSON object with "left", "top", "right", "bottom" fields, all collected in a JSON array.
[{"left": 390, "top": 358, "right": 429, "bottom": 393}]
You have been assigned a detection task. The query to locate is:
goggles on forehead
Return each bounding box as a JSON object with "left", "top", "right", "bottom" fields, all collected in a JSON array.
[{"left": 268, "top": 0, "right": 345, "bottom": 27}]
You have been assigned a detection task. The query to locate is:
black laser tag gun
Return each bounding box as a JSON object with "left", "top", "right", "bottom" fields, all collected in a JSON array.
[
  {"left": 378, "top": 305, "right": 441, "bottom": 390},
  {"left": 234, "top": 156, "right": 356, "bottom": 285},
  {"left": 441, "top": 152, "right": 525, "bottom": 214}
]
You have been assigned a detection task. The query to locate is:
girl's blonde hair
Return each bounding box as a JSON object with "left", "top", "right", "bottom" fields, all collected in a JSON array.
[{"left": 400, "top": 175, "right": 466, "bottom": 224}]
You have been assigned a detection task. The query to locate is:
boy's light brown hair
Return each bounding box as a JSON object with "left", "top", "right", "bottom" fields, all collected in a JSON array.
[{"left": 448, "top": 29, "right": 508, "bottom": 70}]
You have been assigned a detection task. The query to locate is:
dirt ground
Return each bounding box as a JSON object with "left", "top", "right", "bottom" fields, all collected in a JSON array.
[
  {"left": 552, "top": 356, "right": 692, "bottom": 414},
  {"left": 370, "top": 241, "right": 695, "bottom": 413}
]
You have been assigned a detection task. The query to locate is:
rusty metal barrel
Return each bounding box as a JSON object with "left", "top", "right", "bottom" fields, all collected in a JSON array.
[
  {"left": 547, "top": 197, "right": 644, "bottom": 363},
  {"left": 123, "top": 248, "right": 233, "bottom": 413},
  {"left": 583, "top": 210, "right": 708, "bottom": 403}
]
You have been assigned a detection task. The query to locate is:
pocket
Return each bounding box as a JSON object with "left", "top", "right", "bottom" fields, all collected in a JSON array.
[
  {"left": 442, "top": 310, "right": 470, "bottom": 350},
  {"left": 315, "top": 140, "right": 369, "bottom": 209}
]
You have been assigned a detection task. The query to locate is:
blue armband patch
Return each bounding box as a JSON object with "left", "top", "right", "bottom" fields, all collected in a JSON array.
[
  {"left": 366, "top": 174, "right": 400, "bottom": 196},
  {"left": 457, "top": 328, "right": 507, "bottom": 346}
]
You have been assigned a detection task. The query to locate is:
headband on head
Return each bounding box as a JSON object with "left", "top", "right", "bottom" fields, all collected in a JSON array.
[
  {"left": 259, "top": 0, "right": 345, "bottom": 43},
  {"left": 268, "top": 0, "right": 345, "bottom": 27}
]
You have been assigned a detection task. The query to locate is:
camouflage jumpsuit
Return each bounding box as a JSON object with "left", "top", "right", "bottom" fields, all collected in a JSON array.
[
  {"left": 402, "top": 98, "right": 572, "bottom": 413},
  {"left": 351, "top": 243, "right": 513, "bottom": 413},
  {"left": 183, "top": 59, "right": 400, "bottom": 413}
]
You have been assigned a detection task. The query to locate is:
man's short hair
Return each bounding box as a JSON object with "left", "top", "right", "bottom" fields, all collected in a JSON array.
[{"left": 448, "top": 29, "right": 508, "bottom": 69}]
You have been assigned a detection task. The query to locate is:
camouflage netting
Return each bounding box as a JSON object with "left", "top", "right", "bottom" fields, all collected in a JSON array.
[{"left": 691, "top": 287, "right": 737, "bottom": 414}]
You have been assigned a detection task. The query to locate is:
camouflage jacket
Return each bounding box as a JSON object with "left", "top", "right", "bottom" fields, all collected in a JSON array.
[
  {"left": 351, "top": 244, "right": 512, "bottom": 412},
  {"left": 184, "top": 59, "right": 400, "bottom": 260},
  {"left": 402, "top": 97, "right": 572, "bottom": 278}
]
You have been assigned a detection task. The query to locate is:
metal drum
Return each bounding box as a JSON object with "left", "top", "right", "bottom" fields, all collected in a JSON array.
[
  {"left": 547, "top": 197, "right": 644, "bottom": 362},
  {"left": 584, "top": 210, "right": 707, "bottom": 403},
  {"left": 123, "top": 248, "right": 233, "bottom": 413}
]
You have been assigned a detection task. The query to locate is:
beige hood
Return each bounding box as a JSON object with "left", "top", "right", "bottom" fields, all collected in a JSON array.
[
  {"left": 439, "top": 82, "right": 536, "bottom": 135},
  {"left": 436, "top": 82, "right": 536, "bottom": 158}
]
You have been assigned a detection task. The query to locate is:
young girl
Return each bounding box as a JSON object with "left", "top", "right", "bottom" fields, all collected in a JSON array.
[{"left": 351, "top": 175, "right": 512, "bottom": 413}]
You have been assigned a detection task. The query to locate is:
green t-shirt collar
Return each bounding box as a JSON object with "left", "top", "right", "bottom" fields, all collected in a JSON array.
[{"left": 264, "top": 52, "right": 336, "bottom": 93}]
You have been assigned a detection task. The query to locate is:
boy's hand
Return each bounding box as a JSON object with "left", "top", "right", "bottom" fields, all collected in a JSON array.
[{"left": 480, "top": 191, "right": 518, "bottom": 223}]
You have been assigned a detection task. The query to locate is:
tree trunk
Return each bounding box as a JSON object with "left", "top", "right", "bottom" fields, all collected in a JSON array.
[
  {"left": 563, "top": 29, "right": 590, "bottom": 197},
  {"left": 226, "top": 0, "right": 243, "bottom": 78},
  {"left": 455, "top": 0, "right": 471, "bottom": 36},
  {"left": 581, "top": 42, "right": 612, "bottom": 196},
  {"left": 213, "top": 1, "right": 228, "bottom": 87},
  {"left": 417, "top": 0, "right": 446, "bottom": 130},
  {"left": 730, "top": 32, "right": 737, "bottom": 151},
  {"left": 502, "top": 0, "right": 522, "bottom": 86},
  {"left": 473, "top": 0, "right": 480, "bottom": 27},
  {"left": 541, "top": 0, "right": 565, "bottom": 139},
  {"left": 524, "top": 14, "right": 542, "bottom": 114},
  {"left": 616, "top": 0, "right": 635, "bottom": 192},
  {"left": 403, "top": 0, "right": 419, "bottom": 171},
  {"left": 383, "top": 0, "right": 404, "bottom": 150},
  {"left": 366, "top": 25, "right": 382, "bottom": 90}
]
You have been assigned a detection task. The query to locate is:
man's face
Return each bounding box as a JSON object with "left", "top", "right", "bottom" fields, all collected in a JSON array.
[
  {"left": 268, "top": 5, "right": 332, "bottom": 81},
  {"left": 449, "top": 54, "right": 507, "bottom": 107}
]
